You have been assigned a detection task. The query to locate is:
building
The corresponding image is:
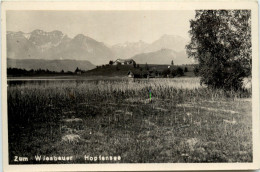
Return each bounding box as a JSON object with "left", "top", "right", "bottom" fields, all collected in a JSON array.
[
  {"left": 127, "top": 70, "right": 142, "bottom": 78},
  {"left": 114, "top": 59, "right": 135, "bottom": 65},
  {"left": 127, "top": 70, "right": 156, "bottom": 78},
  {"left": 127, "top": 71, "right": 134, "bottom": 78}
]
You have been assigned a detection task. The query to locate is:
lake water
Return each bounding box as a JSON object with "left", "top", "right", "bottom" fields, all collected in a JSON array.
[
  {"left": 7, "top": 77, "right": 204, "bottom": 91},
  {"left": 7, "top": 77, "right": 131, "bottom": 86}
]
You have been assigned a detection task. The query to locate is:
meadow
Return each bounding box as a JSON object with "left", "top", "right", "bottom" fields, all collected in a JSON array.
[{"left": 7, "top": 77, "right": 252, "bottom": 163}]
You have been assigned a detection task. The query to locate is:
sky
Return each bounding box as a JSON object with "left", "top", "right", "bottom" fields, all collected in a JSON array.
[{"left": 7, "top": 10, "right": 195, "bottom": 45}]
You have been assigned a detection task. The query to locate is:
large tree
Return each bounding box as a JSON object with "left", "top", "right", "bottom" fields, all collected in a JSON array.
[{"left": 186, "top": 10, "right": 251, "bottom": 90}]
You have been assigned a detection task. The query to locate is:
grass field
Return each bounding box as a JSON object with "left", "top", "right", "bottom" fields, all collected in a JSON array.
[{"left": 7, "top": 77, "right": 252, "bottom": 163}]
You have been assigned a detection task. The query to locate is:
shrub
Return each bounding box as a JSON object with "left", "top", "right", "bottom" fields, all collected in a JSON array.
[
  {"left": 193, "top": 66, "right": 199, "bottom": 76},
  {"left": 162, "top": 69, "right": 171, "bottom": 77},
  {"left": 176, "top": 67, "right": 184, "bottom": 76}
]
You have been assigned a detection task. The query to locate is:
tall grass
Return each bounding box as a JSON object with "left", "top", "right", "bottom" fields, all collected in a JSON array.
[{"left": 7, "top": 77, "right": 252, "bottom": 163}]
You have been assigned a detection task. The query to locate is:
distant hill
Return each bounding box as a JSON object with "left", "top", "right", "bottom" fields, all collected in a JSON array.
[
  {"left": 7, "top": 59, "right": 95, "bottom": 72},
  {"left": 85, "top": 63, "right": 196, "bottom": 77},
  {"left": 85, "top": 65, "right": 138, "bottom": 77},
  {"left": 131, "top": 49, "right": 193, "bottom": 65},
  {"left": 7, "top": 30, "right": 114, "bottom": 65}
]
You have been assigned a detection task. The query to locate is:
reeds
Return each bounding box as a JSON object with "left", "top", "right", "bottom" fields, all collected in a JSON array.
[{"left": 7, "top": 77, "right": 252, "bottom": 163}]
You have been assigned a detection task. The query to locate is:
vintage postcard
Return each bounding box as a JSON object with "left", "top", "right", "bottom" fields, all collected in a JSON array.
[{"left": 1, "top": 1, "right": 259, "bottom": 171}]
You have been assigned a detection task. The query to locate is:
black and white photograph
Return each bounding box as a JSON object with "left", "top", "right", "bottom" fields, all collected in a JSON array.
[{"left": 1, "top": 1, "right": 259, "bottom": 171}]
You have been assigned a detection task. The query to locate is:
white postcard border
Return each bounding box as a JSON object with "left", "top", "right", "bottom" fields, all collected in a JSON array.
[{"left": 1, "top": 1, "right": 259, "bottom": 171}]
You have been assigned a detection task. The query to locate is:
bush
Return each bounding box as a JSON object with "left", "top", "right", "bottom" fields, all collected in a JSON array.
[
  {"left": 162, "top": 69, "right": 171, "bottom": 77},
  {"left": 109, "top": 60, "right": 114, "bottom": 65},
  {"left": 193, "top": 67, "right": 199, "bottom": 76},
  {"left": 176, "top": 67, "right": 184, "bottom": 76}
]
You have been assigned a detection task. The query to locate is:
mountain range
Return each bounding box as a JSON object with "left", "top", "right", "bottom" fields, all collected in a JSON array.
[
  {"left": 132, "top": 49, "right": 191, "bottom": 65},
  {"left": 7, "top": 30, "right": 113, "bottom": 65},
  {"left": 7, "top": 30, "right": 194, "bottom": 71}
]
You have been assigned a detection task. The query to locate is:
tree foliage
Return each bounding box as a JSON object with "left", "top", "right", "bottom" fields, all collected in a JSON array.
[
  {"left": 193, "top": 66, "right": 199, "bottom": 76},
  {"left": 186, "top": 10, "right": 251, "bottom": 90},
  {"left": 162, "top": 68, "right": 171, "bottom": 77},
  {"left": 7, "top": 67, "right": 75, "bottom": 76},
  {"left": 133, "top": 61, "right": 137, "bottom": 68},
  {"left": 176, "top": 67, "right": 184, "bottom": 76},
  {"left": 145, "top": 63, "right": 149, "bottom": 70},
  {"left": 109, "top": 60, "right": 114, "bottom": 65}
]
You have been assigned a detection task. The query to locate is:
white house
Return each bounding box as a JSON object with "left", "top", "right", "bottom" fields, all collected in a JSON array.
[{"left": 113, "top": 59, "right": 135, "bottom": 65}]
